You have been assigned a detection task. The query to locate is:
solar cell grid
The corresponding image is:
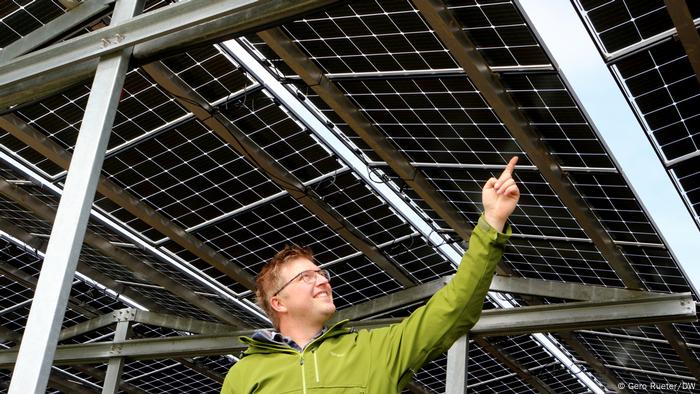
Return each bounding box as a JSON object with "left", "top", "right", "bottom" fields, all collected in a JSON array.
[
  {"left": 569, "top": 172, "right": 662, "bottom": 245},
  {"left": 412, "top": 353, "right": 447, "bottom": 393},
  {"left": 613, "top": 38, "right": 700, "bottom": 162},
  {"left": 0, "top": 0, "right": 65, "bottom": 48},
  {"left": 608, "top": 324, "right": 668, "bottom": 342},
  {"left": 127, "top": 285, "right": 223, "bottom": 323},
  {"left": 0, "top": 132, "right": 64, "bottom": 177},
  {"left": 539, "top": 367, "right": 590, "bottom": 394},
  {"left": 490, "top": 334, "right": 556, "bottom": 370},
  {"left": 174, "top": 194, "right": 357, "bottom": 281},
  {"left": 674, "top": 322, "right": 700, "bottom": 348},
  {"left": 122, "top": 358, "right": 221, "bottom": 392},
  {"left": 492, "top": 333, "right": 599, "bottom": 392},
  {"left": 0, "top": 277, "right": 32, "bottom": 336},
  {"left": 325, "top": 254, "right": 402, "bottom": 309},
  {"left": 311, "top": 171, "right": 414, "bottom": 245},
  {"left": 157, "top": 242, "right": 249, "bottom": 295},
  {"left": 208, "top": 296, "right": 267, "bottom": 328},
  {"left": 161, "top": 45, "right": 256, "bottom": 104},
  {"left": 10, "top": 69, "right": 188, "bottom": 166},
  {"left": 466, "top": 343, "right": 537, "bottom": 393},
  {"left": 0, "top": 85, "right": 92, "bottom": 177},
  {"left": 408, "top": 167, "right": 590, "bottom": 240},
  {"left": 217, "top": 89, "right": 343, "bottom": 183},
  {"left": 501, "top": 73, "right": 614, "bottom": 168},
  {"left": 622, "top": 244, "right": 693, "bottom": 293},
  {"left": 0, "top": 0, "right": 697, "bottom": 392},
  {"left": 505, "top": 237, "right": 625, "bottom": 287},
  {"left": 65, "top": 280, "right": 125, "bottom": 315},
  {"left": 382, "top": 235, "right": 454, "bottom": 283},
  {"left": 196, "top": 355, "right": 232, "bottom": 376},
  {"left": 49, "top": 366, "right": 102, "bottom": 392},
  {"left": 76, "top": 245, "right": 151, "bottom": 287},
  {"left": 254, "top": 0, "right": 457, "bottom": 76},
  {"left": 336, "top": 76, "right": 520, "bottom": 165},
  {"left": 120, "top": 247, "right": 226, "bottom": 296},
  {"left": 576, "top": 329, "right": 691, "bottom": 377},
  {"left": 576, "top": 0, "right": 700, "bottom": 54},
  {"left": 100, "top": 118, "right": 281, "bottom": 239},
  {"left": 0, "top": 198, "right": 54, "bottom": 236},
  {"left": 448, "top": 0, "right": 550, "bottom": 67}
]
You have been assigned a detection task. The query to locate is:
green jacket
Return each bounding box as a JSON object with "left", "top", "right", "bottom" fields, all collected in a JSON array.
[{"left": 222, "top": 216, "right": 510, "bottom": 393}]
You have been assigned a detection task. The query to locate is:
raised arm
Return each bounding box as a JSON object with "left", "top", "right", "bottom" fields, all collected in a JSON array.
[{"left": 369, "top": 157, "right": 520, "bottom": 389}]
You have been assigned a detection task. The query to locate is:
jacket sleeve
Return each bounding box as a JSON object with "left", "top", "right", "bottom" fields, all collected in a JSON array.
[{"left": 369, "top": 214, "right": 510, "bottom": 386}]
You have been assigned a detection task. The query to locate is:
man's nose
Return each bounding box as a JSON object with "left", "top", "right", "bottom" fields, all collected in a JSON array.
[{"left": 316, "top": 271, "right": 330, "bottom": 285}]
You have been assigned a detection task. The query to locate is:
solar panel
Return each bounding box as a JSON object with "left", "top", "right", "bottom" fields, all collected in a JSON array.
[
  {"left": 573, "top": 0, "right": 700, "bottom": 228},
  {"left": 576, "top": 0, "right": 700, "bottom": 54}
]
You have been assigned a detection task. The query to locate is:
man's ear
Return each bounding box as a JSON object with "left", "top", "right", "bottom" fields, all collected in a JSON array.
[{"left": 270, "top": 296, "right": 287, "bottom": 313}]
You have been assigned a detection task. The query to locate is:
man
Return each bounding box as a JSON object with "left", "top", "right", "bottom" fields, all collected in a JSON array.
[{"left": 222, "top": 156, "right": 519, "bottom": 393}]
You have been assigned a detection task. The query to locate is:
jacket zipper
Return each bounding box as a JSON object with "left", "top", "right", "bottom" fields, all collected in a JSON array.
[{"left": 300, "top": 355, "right": 307, "bottom": 394}]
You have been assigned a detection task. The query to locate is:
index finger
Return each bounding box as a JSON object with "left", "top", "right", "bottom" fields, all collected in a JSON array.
[{"left": 498, "top": 156, "right": 518, "bottom": 181}]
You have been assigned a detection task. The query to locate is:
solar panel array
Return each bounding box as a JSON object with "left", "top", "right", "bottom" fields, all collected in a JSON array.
[
  {"left": 0, "top": 0, "right": 697, "bottom": 392},
  {"left": 574, "top": 0, "right": 700, "bottom": 228}
]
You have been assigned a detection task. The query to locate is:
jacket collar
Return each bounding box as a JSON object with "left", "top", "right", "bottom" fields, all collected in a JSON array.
[{"left": 240, "top": 319, "right": 351, "bottom": 355}]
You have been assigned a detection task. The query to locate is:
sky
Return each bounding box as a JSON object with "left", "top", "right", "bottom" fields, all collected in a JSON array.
[{"left": 519, "top": 0, "right": 700, "bottom": 293}]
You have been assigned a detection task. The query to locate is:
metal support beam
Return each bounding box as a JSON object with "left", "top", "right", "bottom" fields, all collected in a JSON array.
[
  {"left": 132, "top": 309, "right": 233, "bottom": 335},
  {"left": 257, "top": 27, "right": 477, "bottom": 243},
  {"left": 475, "top": 338, "right": 554, "bottom": 393},
  {"left": 0, "top": 0, "right": 114, "bottom": 62},
  {"left": 141, "top": 61, "right": 415, "bottom": 287},
  {"left": 102, "top": 313, "right": 131, "bottom": 394},
  {"left": 664, "top": 0, "right": 700, "bottom": 85},
  {"left": 8, "top": 0, "right": 142, "bottom": 390},
  {"left": 0, "top": 0, "right": 340, "bottom": 109},
  {"left": 0, "top": 293, "right": 692, "bottom": 367},
  {"left": 446, "top": 335, "right": 468, "bottom": 394},
  {"left": 0, "top": 114, "right": 256, "bottom": 290},
  {"left": 489, "top": 275, "right": 666, "bottom": 302},
  {"left": 315, "top": 64, "right": 555, "bottom": 81},
  {"left": 334, "top": 274, "right": 670, "bottom": 323},
  {"left": 59, "top": 313, "right": 118, "bottom": 342},
  {"left": 0, "top": 177, "right": 245, "bottom": 328},
  {"left": 367, "top": 160, "right": 618, "bottom": 174}
]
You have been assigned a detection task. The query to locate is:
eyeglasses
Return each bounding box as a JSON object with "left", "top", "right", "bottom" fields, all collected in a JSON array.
[{"left": 273, "top": 269, "right": 330, "bottom": 296}]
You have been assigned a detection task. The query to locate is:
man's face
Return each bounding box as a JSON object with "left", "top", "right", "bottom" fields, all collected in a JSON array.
[{"left": 273, "top": 257, "right": 336, "bottom": 324}]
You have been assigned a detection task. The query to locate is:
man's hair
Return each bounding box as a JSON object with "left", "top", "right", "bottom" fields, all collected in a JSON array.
[{"left": 256, "top": 245, "right": 314, "bottom": 329}]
